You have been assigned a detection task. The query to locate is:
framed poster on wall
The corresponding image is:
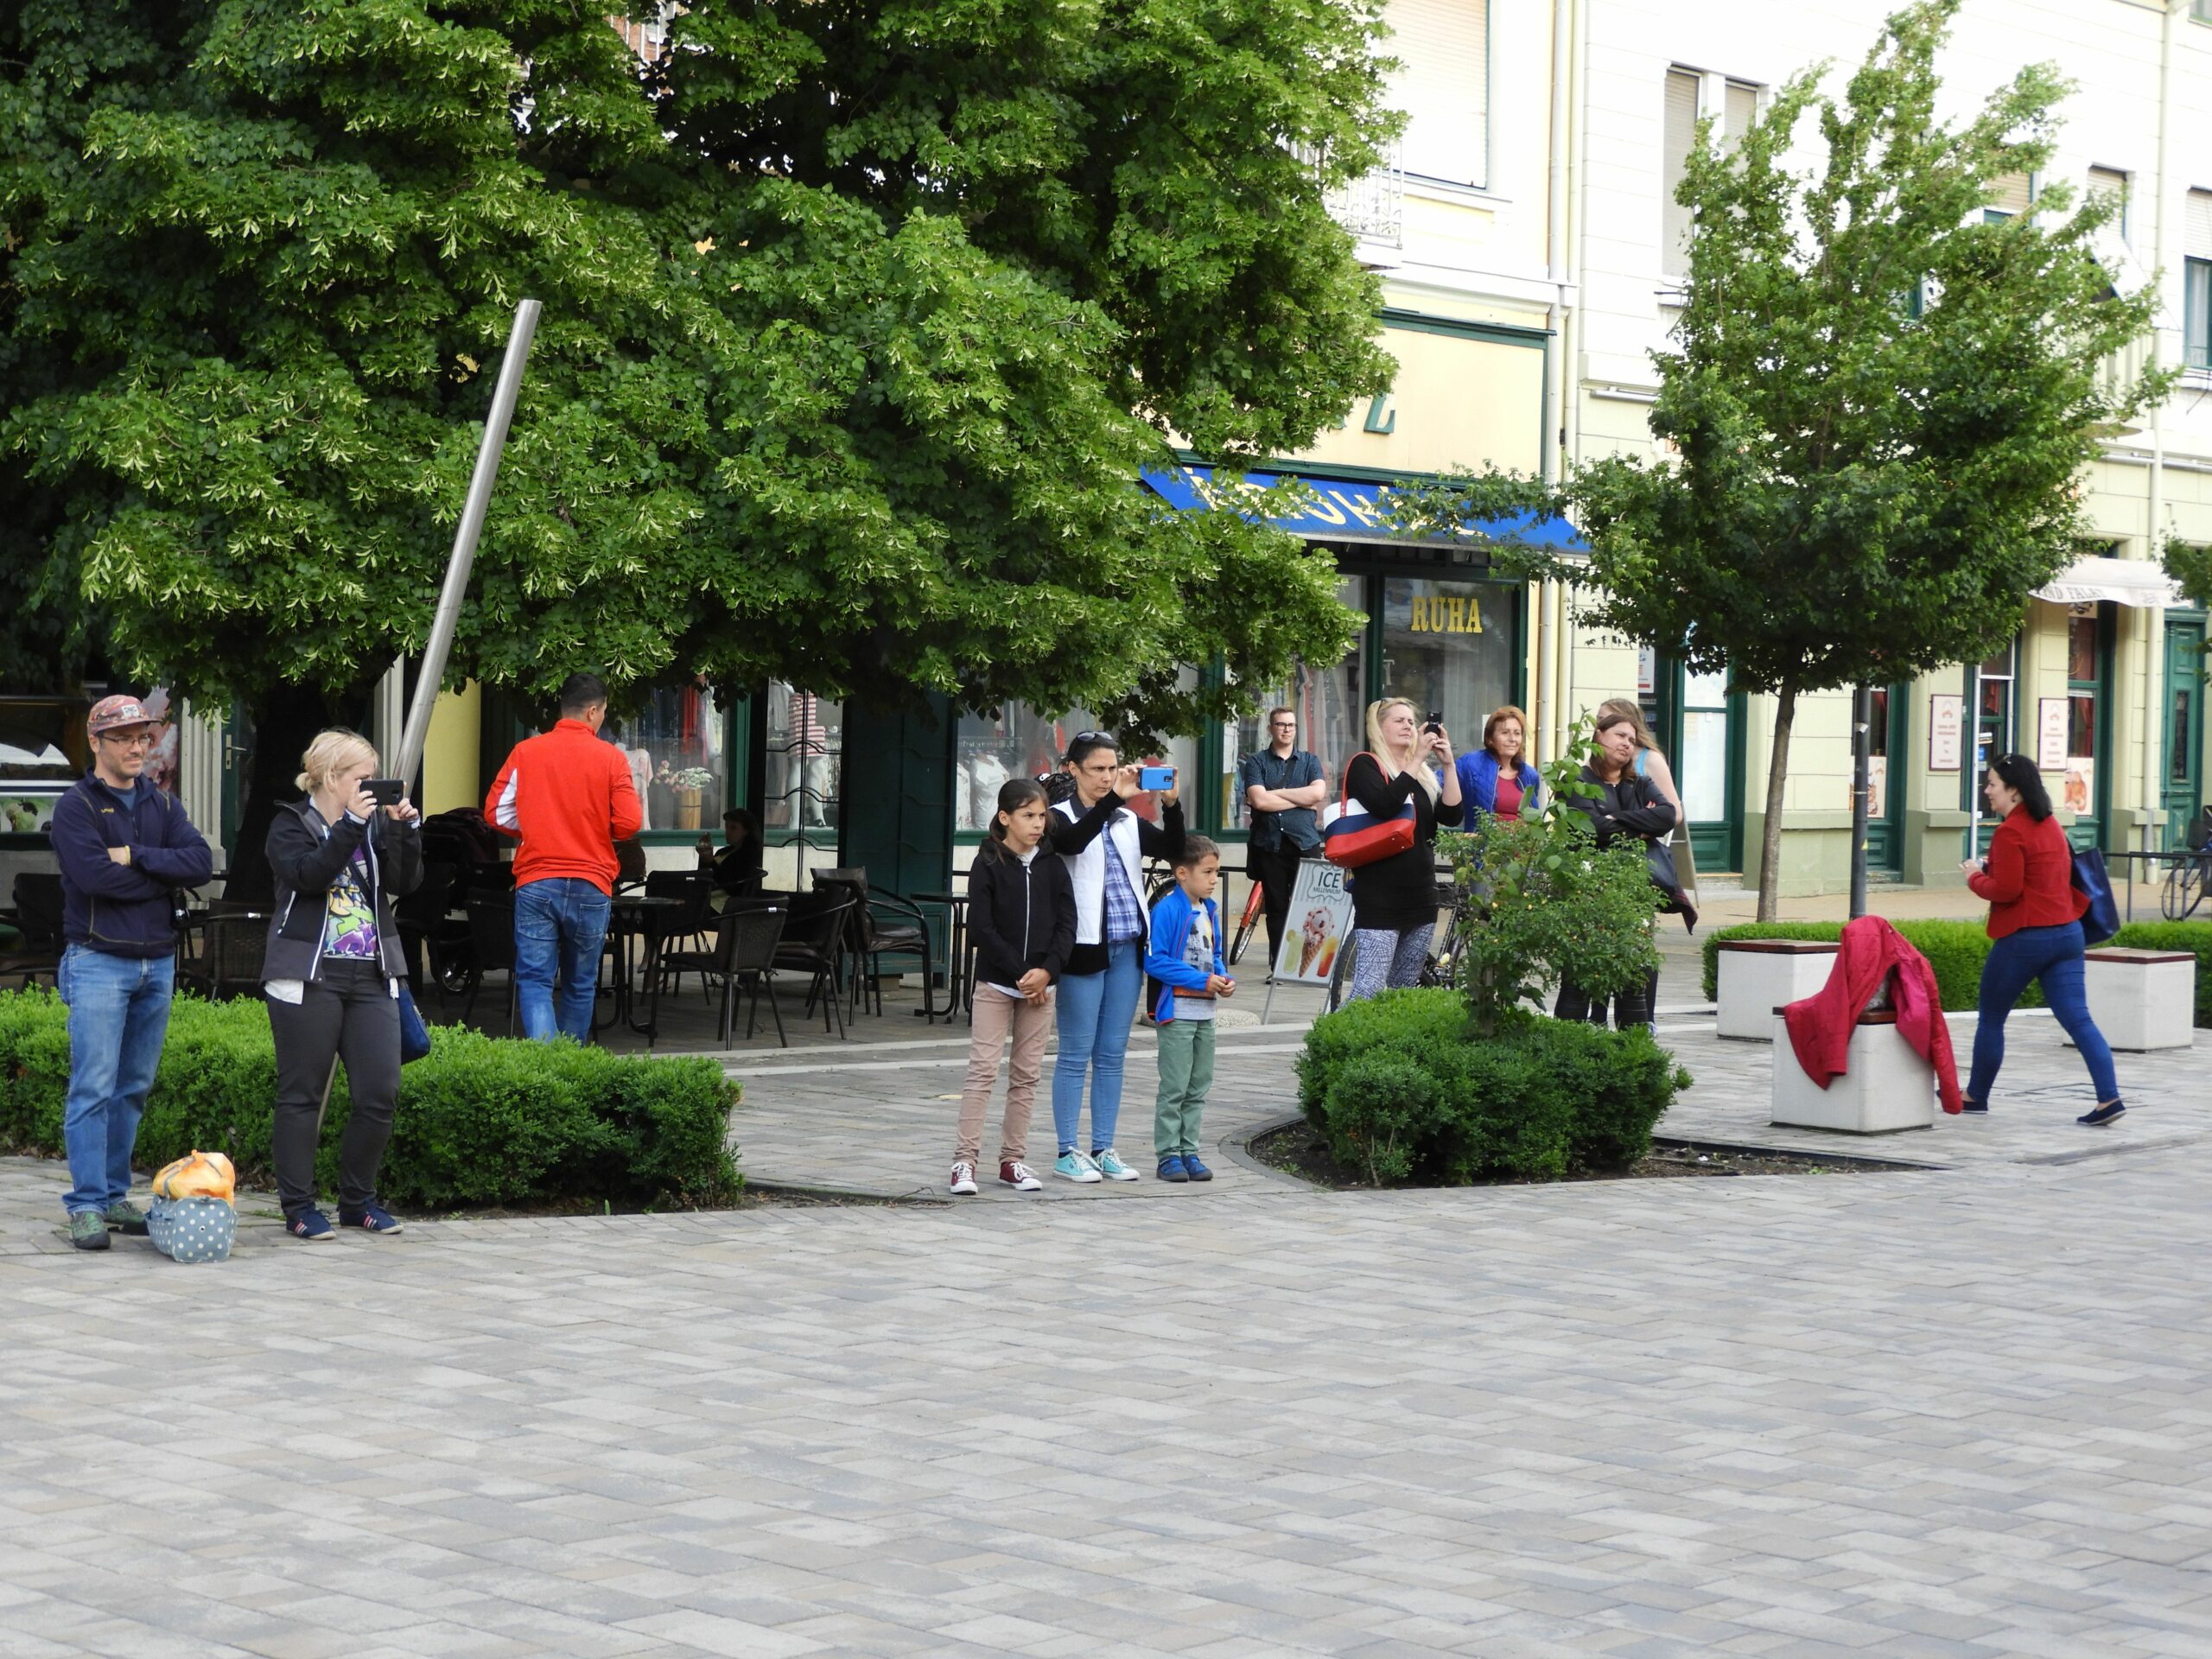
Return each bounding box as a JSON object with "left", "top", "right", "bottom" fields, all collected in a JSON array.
[
  {"left": 2037, "top": 698, "right": 2069, "bottom": 772},
  {"left": 1929, "top": 694, "right": 1962, "bottom": 772}
]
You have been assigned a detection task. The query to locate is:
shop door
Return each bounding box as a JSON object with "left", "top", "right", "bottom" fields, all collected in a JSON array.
[
  {"left": 1862, "top": 685, "right": 1907, "bottom": 874},
  {"left": 2164, "top": 618, "right": 2206, "bottom": 849},
  {"left": 2063, "top": 607, "right": 2114, "bottom": 851},
  {"left": 1675, "top": 664, "right": 1742, "bottom": 872}
]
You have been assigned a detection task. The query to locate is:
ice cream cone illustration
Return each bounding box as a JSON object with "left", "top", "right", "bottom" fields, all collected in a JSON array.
[{"left": 1298, "top": 908, "right": 1328, "bottom": 976}]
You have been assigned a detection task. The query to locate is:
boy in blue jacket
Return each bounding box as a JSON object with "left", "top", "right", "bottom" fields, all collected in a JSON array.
[{"left": 1146, "top": 836, "right": 1234, "bottom": 1182}]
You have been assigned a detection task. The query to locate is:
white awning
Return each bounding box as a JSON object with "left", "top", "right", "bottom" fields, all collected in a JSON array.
[{"left": 2031, "top": 555, "right": 2179, "bottom": 609}]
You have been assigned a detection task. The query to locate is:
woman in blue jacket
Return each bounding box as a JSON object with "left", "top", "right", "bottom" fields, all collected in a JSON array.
[{"left": 1454, "top": 705, "right": 1541, "bottom": 823}]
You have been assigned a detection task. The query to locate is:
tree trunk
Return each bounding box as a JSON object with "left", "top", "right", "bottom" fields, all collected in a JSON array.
[
  {"left": 1757, "top": 683, "right": 1796, "bottom": 922},
  {"left": 221, "top": 682, "right": 370, "bottom": 906}
]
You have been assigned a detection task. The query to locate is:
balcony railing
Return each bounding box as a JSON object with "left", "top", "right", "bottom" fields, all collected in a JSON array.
[{"left": 1296, "top": 138, "right": 1404, "bottom": 251}]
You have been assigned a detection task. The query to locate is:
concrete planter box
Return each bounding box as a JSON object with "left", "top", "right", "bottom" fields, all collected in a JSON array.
[
  {"left": 2082, "top": 948, "right": 2197, "bottom": 1052},
  {"left": 1770, "top": 1010, "right": 1936, "bottom": 1134},
  {"left": 1716, "top": 939, "right": 1839, "bottom": 1040}
]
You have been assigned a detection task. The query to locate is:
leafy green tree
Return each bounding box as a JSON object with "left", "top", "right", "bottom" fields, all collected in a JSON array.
[
  {"left": 1406, "top": 0, "right": 2168, "bottom": 918},
  {"left": 1, "top": 1, "right": 1394, "bottom": 875}
]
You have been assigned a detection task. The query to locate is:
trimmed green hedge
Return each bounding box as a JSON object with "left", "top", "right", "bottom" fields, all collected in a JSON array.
[
  {"left": 1700, "top": 918, "right": 2212, "bottom": 1026},
  {"left": 0, "top": 988, "right": 741, "bottom": 1209},
  {"left": 1297, "top": 988, "right": 1690, "bottom": 1185}
]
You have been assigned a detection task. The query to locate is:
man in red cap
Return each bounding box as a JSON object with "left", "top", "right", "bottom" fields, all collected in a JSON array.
[{"left": 50, "top": 696, "right": 212, "bottom": 1250}]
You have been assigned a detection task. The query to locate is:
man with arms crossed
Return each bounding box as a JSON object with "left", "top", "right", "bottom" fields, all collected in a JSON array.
[
  {"left": 50, "top": 696, "right": 213, "bottom": 1250},
  {"left": 486, "top": 673, "right": 644, "bottom": 1042},
  {"left": 1239, "top": 707, "right": 1326, "bottom": 972}
]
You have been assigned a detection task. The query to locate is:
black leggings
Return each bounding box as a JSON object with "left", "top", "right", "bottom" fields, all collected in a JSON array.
[{"left": 267, "top": 959, "right": 401, "bottom": 1216}]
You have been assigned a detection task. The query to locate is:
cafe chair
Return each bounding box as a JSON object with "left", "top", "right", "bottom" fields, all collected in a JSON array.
[
  {"left": 810, "top": 868, "right": 939, "bottom": 1020},
  {"left": 0, "top": 873, "right": 65, "bottom": 988},
  {"left": 652, "top": 905, "right": 787, "bottom": 1049},
  {"left": 773, "top": 889, "right": 855, "bottom": 1039},
  {"left": 461, "top": 893, "right": 518, "bottom": 1034}
]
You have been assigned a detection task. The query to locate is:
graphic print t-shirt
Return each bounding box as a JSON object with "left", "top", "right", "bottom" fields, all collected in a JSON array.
[
  {"left": 322, "top": 849, "right": 380, "bottom": 960},
  {"left": 1174, "top": 905, "right": 1217, "bottom": 1020}
]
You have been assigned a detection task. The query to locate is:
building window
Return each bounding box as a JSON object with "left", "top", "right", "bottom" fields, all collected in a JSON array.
[
  {"left": 1973, "top": 640, "right": 2017, "bottom": 790},
  {"left": 2188, "top": 190, "right": 2212, "bottom": 369},
  {"left": 953, "top": 703, "right": 1196, "bottom": 836},
  {"left": 2088, "top": 166, "right": 2130, "bottom": 245},
  {"left": 1223, "top": 580, "right": 1369, "bottom": 833},
  {"left": 1382, "top": 0, "right": 1489, "bottom": 190},
  {"left": 764, "top": 683, "right": 841, "bottom": 839},
  {"left": 606, "top": 681, "right": 726, "bottom": 835},
  {"left": 2063, "top": 609, "right": 2103, "bottom": 824},
  {"left": 1662, "top": 70, "right": 1760, "bottom": 276},
  {"left": 1984, "top": 172, "right": 2031, "bottom": 225},
  {"left": 1376, "top": 575, "right": 1520, "bottom": 769}
]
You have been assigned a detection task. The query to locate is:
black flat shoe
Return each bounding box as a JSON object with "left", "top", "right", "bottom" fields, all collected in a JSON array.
[
  {"left": 1960, "top": 1098, "right": 1988, "bottom": 1114},
  {"left": 2078, "top": 1102, "right": 2126, "bottom": 1127}
]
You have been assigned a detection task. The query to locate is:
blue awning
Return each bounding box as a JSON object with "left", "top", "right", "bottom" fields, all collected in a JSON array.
[{"left": 1141, "top": 464, "right": 1586, "bottom": 551}]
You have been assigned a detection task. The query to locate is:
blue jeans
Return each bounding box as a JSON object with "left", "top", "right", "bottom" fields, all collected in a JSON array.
[
  {"left": 58, "top": 945, "right": 175, "bottom": 1215},
  {"left": 514, "top": 878, "right": 610, "bottom": 1043},
  {"left": 1052, "top": 938, "right": 1143, "bottom": 1155},
  {"left": 1967, "top": 921, "right": 2120, "bottom": 1107}
]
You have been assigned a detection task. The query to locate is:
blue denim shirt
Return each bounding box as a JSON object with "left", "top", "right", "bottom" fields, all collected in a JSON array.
[{"left": 1239, "top": 747, "right": 1324, "bottom": 852}]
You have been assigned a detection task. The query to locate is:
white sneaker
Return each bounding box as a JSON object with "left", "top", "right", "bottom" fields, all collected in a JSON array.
[
  {"left": 1092, "top": 1148, "right": 1141, "bottom": 1182},
  {"left": 999, "top": 1160, "right": 1043, "bottom": 1192},
  {"left": 948, "top": 1161, "right": 979, "bottom": 1197},
  {"left": 1052, "top": 1150, "right": 1103, "bottom": 1184}
]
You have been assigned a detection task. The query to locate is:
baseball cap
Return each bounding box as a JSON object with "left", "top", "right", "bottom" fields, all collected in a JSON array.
[{"left": 86, "top": 696, "right": 158, "bottom": 737}]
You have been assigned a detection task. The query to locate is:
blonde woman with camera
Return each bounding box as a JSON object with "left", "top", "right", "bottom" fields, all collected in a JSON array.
[
  {"left": 1342, "top": 698, "right": 1463, "bottom": 1001},
  {"left": 262, "top": 729, "right": 422, "bottom": 1241}
]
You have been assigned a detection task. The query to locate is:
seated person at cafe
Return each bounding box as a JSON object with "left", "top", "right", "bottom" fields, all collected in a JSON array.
[{"left": 697, "top": 808, "right": 766, "bottom": 898}]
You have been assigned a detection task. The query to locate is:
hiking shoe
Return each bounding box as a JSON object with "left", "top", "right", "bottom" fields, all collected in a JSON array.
[
  {"left": 998, "top": 1160, "right": 1042, "bottom": 1192},
  {"left": 1052, "top": 1150, "right": 1102, "bottom": 1184},
  {"left": 339, "top": 1203, "right": 404, "bottom": 1234},
  {"left": 949, "top": 1162, "right": 980, "bottom": 1197},
  {"left": 68, "top": 1211, "right": 111, "bottom": 1251},
  {"left": 287, "top": 1207, "right": 335, "bottom": 1242},
  {"left": 1091, "top": 1147, "right": 1141, "bottom": 1182},
  {"left": 1182, "top": 1154, "right": 1214, "bottom": 1182},
  {"left": 1156, "top": 1155, "right": 1189, "bottom": 1183},
  {"left": 103, "top": 1199, "right": 149, "bottom": 1236},
  {"left": 2078, "top": 1101, "right": 2126, "bottom": 1127}
]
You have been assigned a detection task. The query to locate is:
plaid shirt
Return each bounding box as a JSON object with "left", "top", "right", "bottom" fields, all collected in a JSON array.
[{"left": 1100, "top": 815, "right": 1146, "bottom": 943}]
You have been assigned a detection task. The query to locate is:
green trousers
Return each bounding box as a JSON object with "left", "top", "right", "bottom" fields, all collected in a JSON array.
[{"left": 1154, "top": 1017, "right": 1215, "bottom": 1159}]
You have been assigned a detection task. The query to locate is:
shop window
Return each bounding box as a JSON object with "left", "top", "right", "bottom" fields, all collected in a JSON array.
[
  {"left": 765, "top": 682, "right": 841, "bottom": 838},
  {"left": 954, "top": 702, "right": 1194, "bottom": 834},
  {"left": 606, "top": 682, "right": 725, "bottom": 835},
  {"left": 1223, "top": 580, "right": 1368, "bottom": 830},
  {"left": 1678, "top": 666, "right": 1731, "bottom": 823},
  {"left": 1376, "top": 575, "right": 1519, "bottom": 766},
  {"left": 2063, "top": 610, "right": 2102, "bottom": 823}
]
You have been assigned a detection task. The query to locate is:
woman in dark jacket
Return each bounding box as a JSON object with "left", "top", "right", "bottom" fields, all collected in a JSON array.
[
  {"left": 950, "top": 779, "right": 1077, "bottom": 1195},
  {"left": 1556, "top": 709, "right": 1677, "bottom": 1028},
  {"left": 1961, "top": 753, "right": 2124, "bottom": 1125},
  {"left": 1343, "top": 698, "right": 1464, "bottom": 1001},
  {"left": 263, "top": 729, "right": 423, "bottom": 1241}
]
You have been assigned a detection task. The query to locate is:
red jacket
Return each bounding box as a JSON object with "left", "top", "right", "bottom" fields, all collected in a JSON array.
[
  {"left": 1967, "top": 808, "right": 2087, "bottom": 938},
  {"left": 484, "top": 719, "right": 644, "bottom": 895},
  {"left": 1783, "top": 916, "right": 1962, "bottom": 1114}
]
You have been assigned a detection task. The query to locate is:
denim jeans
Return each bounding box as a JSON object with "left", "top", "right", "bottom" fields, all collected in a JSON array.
[
  {"left": 514, "top": 877, "right": 610, "bottom": 1042},
  {"left": 1967, "top": 920, "right": 2120, "bottom": 1107},
  {"left": 58, "top": 944, "right": 175, "bottom": 1215},
  {"left": 1052, "top": 938, "right": 1142, "bottom": 1154}
]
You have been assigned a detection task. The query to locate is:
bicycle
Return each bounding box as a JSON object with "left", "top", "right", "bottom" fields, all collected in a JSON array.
[
  {"left": 2162, "top": 831, "right": 2212, "bottom": 921},
  {"left": 1229, "top": 874, "right": 1265, "bottom": 965}
]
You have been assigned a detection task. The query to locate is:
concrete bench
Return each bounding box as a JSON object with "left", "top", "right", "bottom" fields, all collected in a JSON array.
[
  {"left": 1716, "top": 938, "right": 1839, "bottom": 1040},
  {"left": 2082, "top": 948, "right": 2198, "bottom": 1052},
  {"left": 1770, "top": 1008, "right": 1936, "bottom": 1134}
]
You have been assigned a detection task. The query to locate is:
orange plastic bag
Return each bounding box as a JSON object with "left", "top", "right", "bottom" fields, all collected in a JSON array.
[{"left": 153, "top": 1150, "right": 235, "bottom": 1203}]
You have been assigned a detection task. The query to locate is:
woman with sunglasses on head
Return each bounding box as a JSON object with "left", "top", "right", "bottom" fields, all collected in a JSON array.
[
  {"left": 1342, "top": 699, "right": 1463, "bottom": 1002},
  {"left": 1960, "top": 753, "right": 2126, "bottom": 1126},
  {"left": 1044, "top": 731, "right": 1184, "bottom": 1183}
]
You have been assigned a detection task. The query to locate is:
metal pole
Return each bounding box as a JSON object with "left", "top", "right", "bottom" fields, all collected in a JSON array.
[
  {"left": 1848, "top": 684, "right": 1872, "bottom": 918},
  {"left": 395, "top": 299, "right": 543, "bottom": 786},
  {"left": 1964, "top": 660, "right": 1982, "bottom": 861}
]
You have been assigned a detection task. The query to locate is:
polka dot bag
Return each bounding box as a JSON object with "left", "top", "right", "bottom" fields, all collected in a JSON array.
[{"left": 148, "top": 1152, "right": 238, "bottom": 1265}]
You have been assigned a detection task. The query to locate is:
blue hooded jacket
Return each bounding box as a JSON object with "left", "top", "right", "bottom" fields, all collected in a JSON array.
[
  {"left": 1455, "top": 747, "right": 1541, "bottom": 819},
  {"left": 1143, "top": 886, "right": 1226, "bottom": 1024}
]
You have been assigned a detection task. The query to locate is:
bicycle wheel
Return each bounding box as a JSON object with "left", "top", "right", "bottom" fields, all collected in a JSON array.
[
  {"left": 1230, "top": 904, "right": 1261, "bottom": 965},
  {"left": 2164, "top": 860, "right": 2193, "bottom": 921},
  {"left": 2183, "top": 857, "right": 2208, "bottom": 922},
  {"left": 1325, "top": 930, "right": 1357, "bottom": 1012}
]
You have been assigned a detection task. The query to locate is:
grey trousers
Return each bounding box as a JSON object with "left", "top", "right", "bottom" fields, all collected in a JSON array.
[
  {"left": 267, "top": 959, "right": 402, "bottom": 1217},
  {"left": 1345, "top": 924, "right": 1434, "bottom": 1003}
]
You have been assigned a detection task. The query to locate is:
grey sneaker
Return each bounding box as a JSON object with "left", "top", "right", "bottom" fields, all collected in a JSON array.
[
  {"left": 68, "top": 1211, "right": 111, "bottom": 1251},
  {"left": 104, "top": 1199, "right": 149, "bottom": 1236}
]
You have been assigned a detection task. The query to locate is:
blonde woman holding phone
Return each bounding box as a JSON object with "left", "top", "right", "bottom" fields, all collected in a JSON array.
[
  {"left": 262, "top": 729, "right": 423, "bottom": 1241},
  {"left": 1342, "top": 698, "right": 1463, "bottom": 1001}
]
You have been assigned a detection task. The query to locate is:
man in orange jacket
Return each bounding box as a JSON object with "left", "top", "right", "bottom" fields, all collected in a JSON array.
[{"left": 484, "top": 673, "right": 644, "bottom": 1041}]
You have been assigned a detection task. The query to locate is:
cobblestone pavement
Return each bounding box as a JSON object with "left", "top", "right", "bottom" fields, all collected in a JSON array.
[{"left": 7, "top": 980, "right": 2212, "bottom": 1657}]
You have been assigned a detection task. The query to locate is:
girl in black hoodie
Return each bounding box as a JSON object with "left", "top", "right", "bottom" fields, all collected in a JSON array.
[{"left": 949, "top": 779, "right": 1075, "bottom": 1196}]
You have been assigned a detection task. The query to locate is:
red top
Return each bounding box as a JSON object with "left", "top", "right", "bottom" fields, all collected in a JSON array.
[
  {"left": 1967, "top": 808, "right": 2087, "bottom": 938},
  {"left": 1493, "top": 774, "right": 1523, "bottom": 823},
  {"left": 484, "top": 719, "right": 645, "bottom": 894}
]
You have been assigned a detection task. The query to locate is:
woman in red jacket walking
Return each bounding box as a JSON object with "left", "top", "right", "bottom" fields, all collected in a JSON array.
[{"left": 1960, "top": 753, "right": 2124, "bottom": 1126}]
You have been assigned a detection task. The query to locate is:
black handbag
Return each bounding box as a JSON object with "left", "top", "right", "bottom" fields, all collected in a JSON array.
[{"left": 1646, "top": 838, "right": 1680, "bottom": 897}]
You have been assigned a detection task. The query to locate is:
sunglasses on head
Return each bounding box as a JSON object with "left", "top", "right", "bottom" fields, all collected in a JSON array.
[{"left": 1070, "top": 730, "right": 1114, "bottom": 745}]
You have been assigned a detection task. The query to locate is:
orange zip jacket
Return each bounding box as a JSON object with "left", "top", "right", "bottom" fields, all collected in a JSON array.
[{"left": 483, "top": 719, "right": 644, "bottom": 894}]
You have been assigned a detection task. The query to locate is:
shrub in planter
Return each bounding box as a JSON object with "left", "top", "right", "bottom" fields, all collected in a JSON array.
[
  {"left": 1699, "top": 918, "right": 2038, "bottom": 1012},
  {"left": 1297, "top": 988, "right": 1689, "bottom": 1184},
  {"left": 0, "top": 988, "right": 741, "bottom": 1209}
]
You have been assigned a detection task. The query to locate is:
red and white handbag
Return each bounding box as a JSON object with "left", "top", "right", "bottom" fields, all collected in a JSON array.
[{"left": 1322, "top": 753, "right": 1419, "bottom": 869}]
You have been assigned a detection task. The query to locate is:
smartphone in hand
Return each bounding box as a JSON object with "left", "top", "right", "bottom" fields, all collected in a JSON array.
[
  {"left": 1137, "top": 764, "right": 1175, "bottom": 791},
  {"left": 365, "top": 779, "right": 405, "bottom": 807}
]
